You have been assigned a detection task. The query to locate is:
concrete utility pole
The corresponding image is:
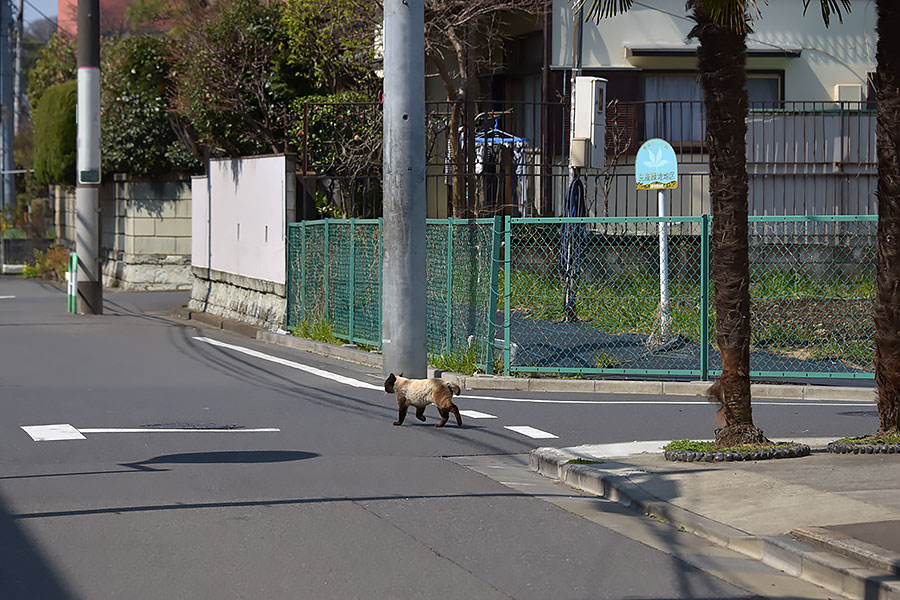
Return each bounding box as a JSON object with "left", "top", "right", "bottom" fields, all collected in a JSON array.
[
  {"left": 1, "top": 0, "right": 14, "bottom": 262},
  {"left": 13, "top": 0, "right": 22, "bottom": 134},
  {"left": 75, "top": 0, "right": 102, "bottom": 314},
  {"left": 381, "top": 0, "right": 426, "bottom": 378}
]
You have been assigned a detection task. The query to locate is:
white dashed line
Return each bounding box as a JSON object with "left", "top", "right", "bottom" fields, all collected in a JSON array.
[
  {"left": 0, "top": 295, "right": 15, "bottom": 299},
  {"left": 459, "top": 410, "right": 497, "bottom": 419},
  {"left": 505, "top": 425, "right": 558, "bottom": 439}
]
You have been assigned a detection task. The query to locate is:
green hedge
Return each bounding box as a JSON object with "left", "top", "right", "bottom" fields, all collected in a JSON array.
[{"left": 33, "top": 80, "right": 77, "bottom": 186}]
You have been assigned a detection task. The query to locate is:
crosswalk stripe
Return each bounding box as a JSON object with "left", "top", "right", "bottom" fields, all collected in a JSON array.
[
  {"left": 504, "top": 425, "right": 558, "bottom": 439},
  {"left": 459, "top": 410, "right": 497, "bottom": 419}
]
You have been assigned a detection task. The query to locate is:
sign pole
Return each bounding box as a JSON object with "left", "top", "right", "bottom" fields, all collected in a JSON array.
[
  {"left": 658, "top": 188, "right": 671, "bottom": 341},
  {"left": 635, "top": 138, "right": 678, "bottom": 346}
]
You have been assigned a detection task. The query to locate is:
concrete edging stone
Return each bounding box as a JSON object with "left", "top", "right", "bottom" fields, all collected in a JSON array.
[{"left": 529, "top": 447, "right": 900, "bottom": 600}]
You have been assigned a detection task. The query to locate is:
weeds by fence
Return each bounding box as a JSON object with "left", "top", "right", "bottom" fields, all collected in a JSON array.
[{"left": 286, "top": 215, "right": 876, "bottom": 380}]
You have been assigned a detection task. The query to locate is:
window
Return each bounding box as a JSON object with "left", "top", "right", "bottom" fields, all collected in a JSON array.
[{"left": 640, "top": 72, "right": 783, "bottom": 142}]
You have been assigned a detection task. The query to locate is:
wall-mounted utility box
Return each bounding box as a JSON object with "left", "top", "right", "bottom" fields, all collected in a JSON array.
[{"left": 571, "top": 76, "right": 607, "bottom": 169}]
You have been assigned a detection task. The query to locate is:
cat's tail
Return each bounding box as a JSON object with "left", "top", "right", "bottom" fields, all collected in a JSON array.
[{"left": 446, "top": 382, "right": 461, "bottom": 396}]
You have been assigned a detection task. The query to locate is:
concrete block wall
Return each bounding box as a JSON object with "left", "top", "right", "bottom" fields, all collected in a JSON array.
[{"left": 102, "top": 175, "right": 193, "bottom": 291}]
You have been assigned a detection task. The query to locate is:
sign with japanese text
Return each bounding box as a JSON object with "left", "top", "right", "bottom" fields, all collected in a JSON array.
[{"left": 635, "top": 138, "right": 678, "bottom": 190}]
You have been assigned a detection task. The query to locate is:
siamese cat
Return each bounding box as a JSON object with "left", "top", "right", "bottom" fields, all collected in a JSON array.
[{"left": 384, "top": 373, "right": 463, "bottom": 427}]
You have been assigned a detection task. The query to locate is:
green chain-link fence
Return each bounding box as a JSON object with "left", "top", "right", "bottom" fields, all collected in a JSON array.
[
  {"left": 286, "top": 215, "right": 875, "bottom": 380},
  {"left": 287, "top": 218, "right": 500, "bottom": 367},
  {"left": 741, "top": 215, "right": 875, "bottom": 379}
]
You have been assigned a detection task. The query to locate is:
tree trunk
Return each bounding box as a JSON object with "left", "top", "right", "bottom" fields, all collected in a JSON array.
[
  {"left": 690, "top": 0, "right": 768, "bottom": 447},
  {"left": 873, "top": 0, "right": 900, "bottom": 436}
]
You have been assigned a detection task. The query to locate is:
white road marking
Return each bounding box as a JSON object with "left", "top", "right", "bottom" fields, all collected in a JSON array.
[
  {"left": 194, "top": 336, "right": 381, "bottom": 390},
  {"left": 22, "top": 424, "right": 280, "bottom": 441},
  {"left": 191, "top": 337, "right": 873, "bottom": 411},
  {"left": 0, "top": 295, "right": 15, "bottom": 299},
  {"left": 505, "top": 425, "right": 558, "bottom": 439},
  {"left": 22, "top": 424, "right": 86, "bottom": 441},
  {"left": 465, "top": 395, "right": 874, "bottom": 408},
  {"left": 459, "top": 410, "right": 497, "bottom": 419},
  {"left": 78, "top": 428, "right": 281, "bottom": 434}
]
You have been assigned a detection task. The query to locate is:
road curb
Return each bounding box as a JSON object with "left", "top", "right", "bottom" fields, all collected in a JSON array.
[
  {"left": 529, "top": 447, "right": 900, "bottom": 600},
  {"left": 178, "top": 311, "right": 875, "bottom": 402}
]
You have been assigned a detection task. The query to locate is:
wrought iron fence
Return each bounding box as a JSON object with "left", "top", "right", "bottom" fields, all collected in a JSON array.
[
  {"left": 286, "top": 215, "right": 876, "bottom": 380},
  {"left": 295, "top": 99, "right": 877, "bottom": 220}
]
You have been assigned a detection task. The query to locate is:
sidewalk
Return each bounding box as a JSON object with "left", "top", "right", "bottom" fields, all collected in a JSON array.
[{"left": 531, "top": 441, "right": 900, "bottom": 600}]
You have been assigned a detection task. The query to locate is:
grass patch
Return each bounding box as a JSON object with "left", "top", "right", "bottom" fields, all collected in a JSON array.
[
  {"left": 838, "top": 432, "right": 900, "bottom": 444},
  {"left": 566, "top": 458, "right": 605, "bottom": 465},
  {"left": 291, "top": 320, "right": 344, "bottom": 346},
  {"left": 429, "top": 347, "right": 479, "bottom": 375},
  {"left": 664, "top": 439, "right": 801, "bottom": 453}
]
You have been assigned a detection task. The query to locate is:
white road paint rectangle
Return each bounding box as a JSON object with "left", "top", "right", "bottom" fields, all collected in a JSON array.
[
  {"left": 194, "top": 337, "right": 381, "bottom": 390},
  {"left": 0, "top": 295, "right": 15, "bottom": 299},
  {"left": 459, "top": 410, "right": 497, "bottom": 419},
  {"left": 22, "top": 424, "right": 86, "bottom": 441},
  {"left": 505, "top": 425, "right": 558, "bottom": 439}
]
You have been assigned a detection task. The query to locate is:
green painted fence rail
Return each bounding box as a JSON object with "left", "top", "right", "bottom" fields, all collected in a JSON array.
[{"left": 286, "top": 215, "right": 876, "bottom": 380}]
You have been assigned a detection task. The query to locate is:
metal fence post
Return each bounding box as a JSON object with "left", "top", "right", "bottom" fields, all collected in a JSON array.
[
  {"left": 349, "top": 219, "right": 356, "bottom": 344},
  {"left": 300, "top": 221, "right": 307, "bottom": 323},
  {"left": 700, "top": 213, "right": 710, "bottom": 381},
  {"left": 324, "top": 218, "right": 330, "bottom": 324},
  {"left": 286, "top": 224, "right": 295, "bottom": 330},
  {"left": 486, "top": 216, "right": 502, "bottom": 375},
  {"left": 444, "top": 219, "right": 454, "bottom": 356},
  {"left": 504, "top": 216, "right": 512, "bottom": 375},
  {"left": 378, "top": 218, "right": 383, "bottom": 350}
]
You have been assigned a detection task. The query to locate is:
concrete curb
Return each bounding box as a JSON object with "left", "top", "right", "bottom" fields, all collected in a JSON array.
[
  {"left": 178, "top": 311, "right": 876, "bottom": 402},
  {"left": 529, "top": 447, "right": 900, "bottom": 600}
]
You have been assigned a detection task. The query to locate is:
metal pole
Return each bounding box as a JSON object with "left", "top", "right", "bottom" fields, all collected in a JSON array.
[
  {"left": 381, "top": 0, "right": 426, "bottom": 378},
  {"left": 1, "top": 0, "right": 14, "bottom": 261},
  {"left": 75, "top": 0, "right": 101, "bottom": 314},
  {"left": 658, "top": 190, "right": 671, "bottom": 341},
  {"left": 700, "top": 213, "right": 710, "bottom": 380},
  {"left": 13, "top": 0, "right": 21, "bottom": 133}
]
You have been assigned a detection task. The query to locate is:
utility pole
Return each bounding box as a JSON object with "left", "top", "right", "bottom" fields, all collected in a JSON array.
[
  {"left": 381, "top": 0, "right": 426, "bottom": 378},
  {"left": 75, "top": 0, "right": 101, "bottom": 314},
  {"left": 13, "top": 0, "right": 21, "bottom": 134},
  {"left": 0, "top": 0, "right": 14, "bottom": 270}
]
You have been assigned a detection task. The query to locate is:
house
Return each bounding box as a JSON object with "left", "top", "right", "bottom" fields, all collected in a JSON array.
[{"left": 425, "top": 1, "right": 878, "bottom": 218}]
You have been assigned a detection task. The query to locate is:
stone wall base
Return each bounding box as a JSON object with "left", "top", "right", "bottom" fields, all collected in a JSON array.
[
  {"left": 103, "top": 250, "right": 192, "bottom": 291},
  {"left": 188, "top": 266, "right": 285, "bottom": 331}
]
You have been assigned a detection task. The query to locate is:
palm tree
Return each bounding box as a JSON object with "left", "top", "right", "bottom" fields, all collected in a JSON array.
[
  {"left": 586, "top": 0, "right": 849, "bottom": 447},
  {"left": 873, "top": 0, "right": 900, "bottom": 438}
]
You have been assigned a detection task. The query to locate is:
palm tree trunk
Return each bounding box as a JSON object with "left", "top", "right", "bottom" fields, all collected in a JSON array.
[
  {"left": 689, "top": 0, "right": 768, "bottom": 447},
  {"left": 874, "top": 0, "right": 900, "bottom": 436}
]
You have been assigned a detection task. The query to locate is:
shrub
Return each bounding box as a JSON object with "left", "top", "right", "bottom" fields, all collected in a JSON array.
[
  {"left": 33, "top": 245, "right": 69, "bottom": 280},
  {"left": 33, "top": 80, "right": 77, "bottom": 186}
]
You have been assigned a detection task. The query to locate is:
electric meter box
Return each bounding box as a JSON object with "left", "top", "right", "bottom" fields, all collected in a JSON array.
[{"left": 571, "top": 76, "right": 607, "bottom": 169}]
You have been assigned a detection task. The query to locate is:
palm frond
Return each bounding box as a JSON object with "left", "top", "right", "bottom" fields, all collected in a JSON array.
[
  {"left": 802, "top": 0, "right": 852, "bottom": 27},
  {"left": 584, "top": 0, "right": 634, "bottom": 23}
]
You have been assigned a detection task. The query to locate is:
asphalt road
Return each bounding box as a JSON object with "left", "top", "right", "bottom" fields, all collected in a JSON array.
[{"left": 0, "top": 275, "right": 876, "bottom": 599}]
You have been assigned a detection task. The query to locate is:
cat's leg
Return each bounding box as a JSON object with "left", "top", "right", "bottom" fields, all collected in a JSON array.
[
  {"left": 393, "top": 403, "right": 408, "bottom": 426},
  {"left": 435, "top": 408, "right": 449, "bottom": 427},
  {"left": 415, "top": 405, "right": 426, "bottom": 421}
]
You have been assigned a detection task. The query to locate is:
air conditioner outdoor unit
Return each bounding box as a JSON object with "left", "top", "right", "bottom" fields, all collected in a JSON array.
[{"left": 833, "top": 83, "right": 864, "bottom": 103}]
